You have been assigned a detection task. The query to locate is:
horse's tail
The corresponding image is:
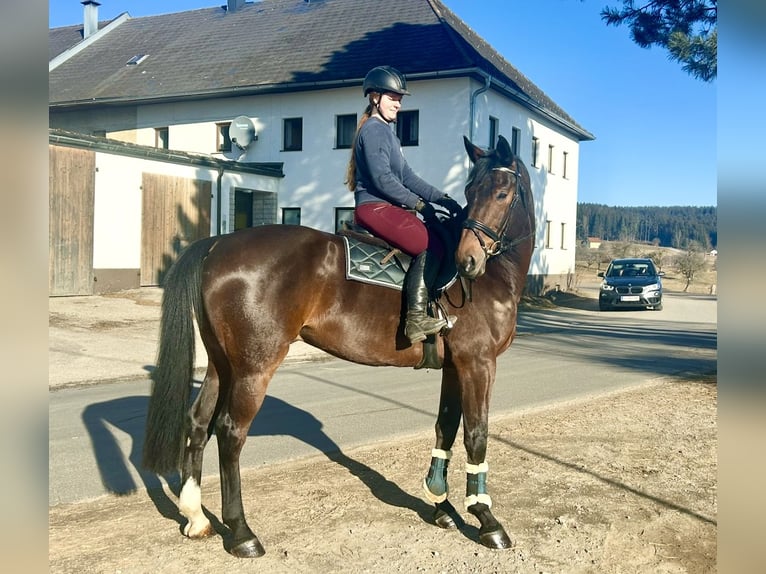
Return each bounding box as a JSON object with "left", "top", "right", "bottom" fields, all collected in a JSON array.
[{"left": 142, "top": 236, "right": 217, "bottom": 475}]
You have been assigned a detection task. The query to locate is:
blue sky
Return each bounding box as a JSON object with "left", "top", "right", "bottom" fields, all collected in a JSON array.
[{"left": 49, "top": 0, "right": 717, "bottom": 207}]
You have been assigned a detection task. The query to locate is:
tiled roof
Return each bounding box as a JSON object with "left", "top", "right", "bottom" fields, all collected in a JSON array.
[{"left": 49, "top": 0, "right": 592, "bottom": 139}]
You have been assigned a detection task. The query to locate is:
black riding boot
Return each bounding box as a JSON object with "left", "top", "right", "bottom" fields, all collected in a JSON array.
[{"left": 404, "top": 251, "right": 447, "bottom": 343}]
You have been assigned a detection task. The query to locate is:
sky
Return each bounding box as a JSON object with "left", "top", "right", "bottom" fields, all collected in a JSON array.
[{"left": 48, "top": 0, "right": 717, "bottom": 208}]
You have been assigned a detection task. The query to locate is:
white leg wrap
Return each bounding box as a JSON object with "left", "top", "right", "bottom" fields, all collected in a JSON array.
[
  {"left": 465, "top": 461, "right": 492, "bottom": 509},
  {"left": 465, "top": 461, "right": 488, "bottom": 474},
  {"left": 423, "top": 449, "right": 452, "bottom": 503}
]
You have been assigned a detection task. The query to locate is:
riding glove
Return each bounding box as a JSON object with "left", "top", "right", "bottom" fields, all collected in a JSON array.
[
  {"left": 414, "top": 198, "right": 439, "bottom": 224},
  {"left": 436, "top": 195, "right": 462, "bottom": 217}
]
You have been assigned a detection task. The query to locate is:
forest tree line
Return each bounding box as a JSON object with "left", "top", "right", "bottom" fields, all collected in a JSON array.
[{"left": 576, "top": 204, "right": 717, "bottom": 250}]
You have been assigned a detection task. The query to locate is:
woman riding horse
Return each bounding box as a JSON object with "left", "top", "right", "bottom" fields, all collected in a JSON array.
[{"left": 346, "top": 65, "right": 462, "bottom": 343}]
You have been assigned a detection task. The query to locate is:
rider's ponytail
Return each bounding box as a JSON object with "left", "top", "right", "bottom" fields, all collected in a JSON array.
[{"left": 345, "top": 98, "right": 376, "bottom": 191}]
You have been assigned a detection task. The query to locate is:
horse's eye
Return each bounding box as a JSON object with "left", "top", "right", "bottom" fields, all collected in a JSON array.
[{"left": 497, "top": 192, "right": 509, "bottom": 200}]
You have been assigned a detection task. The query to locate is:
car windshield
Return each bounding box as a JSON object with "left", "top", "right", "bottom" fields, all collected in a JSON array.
[{"left": 606, "top": 261, "right": 656, "bottom": 278}]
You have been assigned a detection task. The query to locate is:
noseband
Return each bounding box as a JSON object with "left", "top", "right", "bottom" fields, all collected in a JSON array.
[{"left": 462, "top": 166, "right": 521, "bottom": 258}]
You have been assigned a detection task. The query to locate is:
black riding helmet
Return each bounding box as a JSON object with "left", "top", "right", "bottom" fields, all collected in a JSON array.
[{"left": 362, "top": 66, "right": 411, "bottom": 96}]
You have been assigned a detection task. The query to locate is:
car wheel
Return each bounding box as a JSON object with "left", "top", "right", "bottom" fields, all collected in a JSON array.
[{"left": 650, "top": 303, "right": 663, "bottom": 311}]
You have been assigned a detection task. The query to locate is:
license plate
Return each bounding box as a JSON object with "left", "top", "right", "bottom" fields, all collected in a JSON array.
[{"left": 621, "top": 295, "right": 640, "bottom": 302}]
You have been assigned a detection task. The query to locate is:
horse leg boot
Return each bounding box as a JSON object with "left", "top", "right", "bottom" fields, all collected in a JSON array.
[{"left": 404, "top": 251, "right": 447, "bottom": 343}]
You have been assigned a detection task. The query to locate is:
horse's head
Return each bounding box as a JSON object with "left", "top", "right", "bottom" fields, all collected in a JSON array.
[{"left": 456, "top": 135, "right": 532, "bottom": 280}]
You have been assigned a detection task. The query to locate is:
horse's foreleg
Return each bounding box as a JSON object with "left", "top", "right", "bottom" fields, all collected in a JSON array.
[
  {"left": 424, "top": 368, "right": 463, "bottom": 528},
  {"left": 462, "top": 388, "right": 513, "bottom": 550},
  {"left": 178, "top": 365, "right": 219, "bottom": 539}
]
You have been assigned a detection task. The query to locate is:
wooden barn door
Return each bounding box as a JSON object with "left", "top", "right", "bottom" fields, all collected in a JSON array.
[
  {"left": 49, "top": 145, "right": 95, "bottom": 296},
  {"left": 141, "top": 174, "right": 211, "bottom": 286}
]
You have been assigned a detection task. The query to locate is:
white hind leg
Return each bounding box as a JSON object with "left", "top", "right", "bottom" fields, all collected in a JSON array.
[{"left": 179, "top": 477, "right": 213, "bottom": 538}]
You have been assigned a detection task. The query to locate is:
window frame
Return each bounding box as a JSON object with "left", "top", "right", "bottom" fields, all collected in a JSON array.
[
  {"left": 531, "top": 136, "right": 540, "bottom": 168},
  {"left": 511, "top": 127, "right": 520, "bottom": 156},
  {"left": 335, "top": 114, "right": 357, "bottom": 149},
  {"left": 155, "top": 127, "right": 169, "bottom": 150},
  {"left": 548, "top": 144, "right": 555, "bottom": 174},
  {"left": 282, "top": 117, "right": 303, "bottom": 152},
  {"left": 282, "top": 207, "right": 301, "bottom": 225},
  {"left": 489, "top": 116, "right": 499, "bottom": 149},
  {"left": 396, "top": 110, "right": 419, "bottom": 146},
  {"left": 216, "top": 122, "right": 232, "bottom": 153},
  {"left": 334, "top": 207, "right": 355, "bottom": 233}
]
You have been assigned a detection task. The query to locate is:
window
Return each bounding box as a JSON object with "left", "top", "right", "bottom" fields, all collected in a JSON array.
[
  {"left": 545, "top": 220, "right": 552, "bottom": 249},
  {"left": 511, "top": 127, "right": 520, "bottom": 156},
  {"left": 155, "top": 127, "right": 169, "bottom": 149},
  {"left": 335, "top": 207, "right": 355, "bottom": 233},
  {"left": 282, "top": 207, "right": 301, "bottom": 225},
  {"left": 216, "top": 122, "right": 232, "bottom": 152},
  {"left": 560, "top": 222, "right": 567, "bottom": 249},
  {"left": 531, "top": 137, "right": 540, "bottom": 167},
  {"left": 562, "top": 151, "right": 569, "bottom": 179},
  {"left": 283, "top": 118, "right": 303, "bottom": 151},
  {"left": 336, "top": 114, "right": 357, "bottom": 149},
  {"left": 548, "top": 144, "right": 555, "bottom": 174},
  {"left": 489, "top": 116, "right": 499, "bottom": 149},
  {"left": 396, "top": 110, "right": 419, "bottom": 146}
]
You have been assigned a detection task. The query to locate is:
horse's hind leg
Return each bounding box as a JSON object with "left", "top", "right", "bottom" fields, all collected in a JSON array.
[
  {"left": 216, "top": 360, "right": 285, "bottom": 558},
  {"left": 424, "top": 367, "right": 463, "bottom": 529},
  {"left": 177, "top": 363, "right": 219, "bottom": 539}
]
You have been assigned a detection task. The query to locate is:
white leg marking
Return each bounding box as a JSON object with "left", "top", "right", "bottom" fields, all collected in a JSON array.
[{"left": 179, "top": 477, "right": 213, "bottom": 538}]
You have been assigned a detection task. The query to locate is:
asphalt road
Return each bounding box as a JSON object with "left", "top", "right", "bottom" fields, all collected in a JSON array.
[{"left": 49, "top": 293, "right": 716, "bottom": 506}]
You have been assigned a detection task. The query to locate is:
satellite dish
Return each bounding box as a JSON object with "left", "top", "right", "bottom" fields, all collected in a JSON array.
[{"left": 229, "top": 115, "right": 257, "bottom": 150}]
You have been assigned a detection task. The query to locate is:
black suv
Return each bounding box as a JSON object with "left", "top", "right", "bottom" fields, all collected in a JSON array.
[{"left": 597, "top": 258, "right": 664, "bottom": 311}]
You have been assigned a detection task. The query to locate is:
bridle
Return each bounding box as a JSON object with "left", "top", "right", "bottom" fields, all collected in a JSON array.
[{"left": 462, "top": 165, "right": 528, "bottom": 259}]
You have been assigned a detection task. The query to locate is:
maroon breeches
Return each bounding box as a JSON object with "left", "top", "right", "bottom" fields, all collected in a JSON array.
[{"left": 354, "top": 202, "right": 445, "bottom": 259}]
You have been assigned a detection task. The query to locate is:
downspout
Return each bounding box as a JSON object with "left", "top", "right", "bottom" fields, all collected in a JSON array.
[
  {"left": 216, "top": 167, "right": 224, "bottom": 236},
  {"left": 469, "top": 71, "right": 491, "bottom": 143}
]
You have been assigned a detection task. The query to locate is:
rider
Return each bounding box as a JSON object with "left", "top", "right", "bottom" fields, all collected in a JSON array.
[{"left": 345, "top": 65, "right": 462, "bottom": 344}]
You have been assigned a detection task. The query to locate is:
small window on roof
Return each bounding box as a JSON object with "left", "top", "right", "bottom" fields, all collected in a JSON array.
[{"left": 126, "top": 54, "right": 149, "bottom": 66}]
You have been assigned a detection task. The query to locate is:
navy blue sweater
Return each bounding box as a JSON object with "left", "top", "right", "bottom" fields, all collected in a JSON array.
[{"left": 353, "top": 116, "right": 444, "bottom": 209}]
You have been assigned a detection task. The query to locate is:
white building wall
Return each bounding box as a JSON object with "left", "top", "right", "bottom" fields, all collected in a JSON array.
[
  {"left": 127, "top": 76, "right": 582, "bottom": 287},
  {"left": 91, "top": 151, "right": 278, "bottom": 269},
  {"left": 135, "top": 78, "right": 475, "bottom": 231}
]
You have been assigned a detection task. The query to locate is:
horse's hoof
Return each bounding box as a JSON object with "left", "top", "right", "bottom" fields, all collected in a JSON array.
[
  {"left": 183, "top": 520, "right": 214, "bottom": 539},
  {"left": 228, "top": 538, "right": 266, "bottom": 558},
  {"left": 479, "top": 526, "right": 514, "bottom": 550},
  {"left": 434, "top": 508, "right": 457, "bottom": 529},
  {"left": 433, "top": 500, "right": 461, "bottom": 529}
]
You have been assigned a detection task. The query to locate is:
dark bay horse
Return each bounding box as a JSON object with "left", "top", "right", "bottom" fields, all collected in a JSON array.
[{"left": 142, "top": 134, "right": 535, "bottom": 557}]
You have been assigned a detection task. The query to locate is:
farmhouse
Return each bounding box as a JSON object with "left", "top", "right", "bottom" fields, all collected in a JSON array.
[{"left": 49, "top": 0, "right": 593, "bottom": 295}]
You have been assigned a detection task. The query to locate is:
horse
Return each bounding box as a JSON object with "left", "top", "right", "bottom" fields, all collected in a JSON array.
[{"left": 142, "top": 134, "right": 536, "bottom": 557}]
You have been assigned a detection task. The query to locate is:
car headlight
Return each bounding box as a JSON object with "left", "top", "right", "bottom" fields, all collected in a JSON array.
[
  {"left": 601, "top": 283, "right": 615, "bottom": 291},
  {"left": 644, "top": 283, "right": 660, "bottom": 293}
]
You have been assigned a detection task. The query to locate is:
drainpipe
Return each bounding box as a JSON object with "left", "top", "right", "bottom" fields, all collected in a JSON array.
[
  {"left": 216, "top": 167, "right": 224, "bottom": 236},
  {"left": 469, "top": 72, "right": 491, "bottom": 143},
  {"left": 82, "top": 0, "right": 100, "bottom": 39}
]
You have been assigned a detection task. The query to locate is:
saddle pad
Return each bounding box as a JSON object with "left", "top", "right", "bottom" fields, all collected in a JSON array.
[{"left": 342, "top": 236, "right": 411, "bottom": 290}]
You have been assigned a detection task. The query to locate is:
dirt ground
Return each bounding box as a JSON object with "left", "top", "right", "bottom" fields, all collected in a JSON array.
[{"left": 49, "top": 377, "right": 716, "bottom": 574}]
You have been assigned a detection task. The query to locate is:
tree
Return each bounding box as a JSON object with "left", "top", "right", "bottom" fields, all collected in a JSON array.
[
  {"left": 674, "top": 246, "right": 706, "bottom": 291},
  {"left": 599, "top": 1, "right": 717, "bottom": 82}
]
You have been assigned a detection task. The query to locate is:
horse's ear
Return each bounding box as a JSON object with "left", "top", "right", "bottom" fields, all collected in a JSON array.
[
  {"left": 463, "top": 136, "right": 487, "bottom": 164},
  {"left": 495, "top": 135, "right": 513, "bottom": 166}
]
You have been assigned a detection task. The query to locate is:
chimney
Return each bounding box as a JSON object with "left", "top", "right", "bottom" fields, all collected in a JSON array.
[
  {"left": 82, "top": 0, "right": 101, "bottom": 39},
  {"left": 227, "top": 0, "right": 246, "bottom": 12}
]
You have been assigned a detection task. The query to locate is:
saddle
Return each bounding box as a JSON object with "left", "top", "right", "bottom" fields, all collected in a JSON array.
[
  {"left": 338, "top": 223, "right": 458, "bottom": 293},
  {"left": 338, "top": 221, "right": 461, "bottom": 371}
]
